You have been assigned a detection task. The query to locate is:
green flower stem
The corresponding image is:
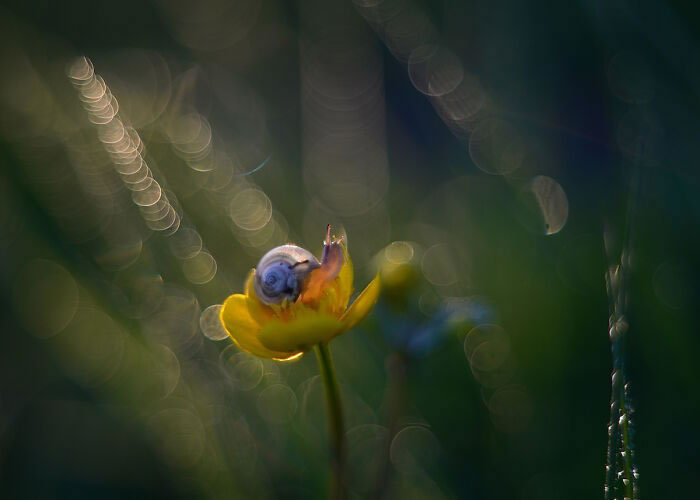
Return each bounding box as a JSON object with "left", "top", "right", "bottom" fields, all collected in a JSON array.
[{"left": 314, "top": 342, "right": 346, "bottom": 500}]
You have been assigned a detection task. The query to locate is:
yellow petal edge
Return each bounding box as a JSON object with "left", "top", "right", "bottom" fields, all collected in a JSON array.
[
  {"left": 219, "top": 293, "right": 302, "bottom": 360},
  {"left": 257, "top": 315, "right": 343, "bottom": 353},
  {"left": 339, "top": 273, "right": 381, "bottom": 334}
]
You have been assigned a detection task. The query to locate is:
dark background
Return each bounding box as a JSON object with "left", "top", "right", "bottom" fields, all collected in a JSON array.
[{"left": 1, "top": 0, "right": 699, "bottom": 498}]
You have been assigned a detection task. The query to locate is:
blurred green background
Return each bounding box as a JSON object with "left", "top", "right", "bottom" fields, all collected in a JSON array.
[{"left": 1, "top": 0, "right": 698, "bottom": 498}]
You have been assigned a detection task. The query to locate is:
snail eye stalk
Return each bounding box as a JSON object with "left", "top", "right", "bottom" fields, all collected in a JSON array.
[{"left": 290, "top": 260, "right": 310, "bottom": 269}]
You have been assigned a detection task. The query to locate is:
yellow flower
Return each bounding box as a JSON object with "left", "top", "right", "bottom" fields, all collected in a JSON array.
[{"left": 219, "top": 227, "right": 381, "bottom": 361}]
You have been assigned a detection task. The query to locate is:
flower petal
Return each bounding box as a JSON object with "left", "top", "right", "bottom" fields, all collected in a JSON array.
[
  {"left": 339, "top": 273, "right": 381, "bottom": 333},
  {"left": 335, "top": 240, "right": 354, "bottom": 310},
  {"left": 220, "top": 294, "right": 298, "bottom": 359},
  {"left": 244, "top": 269, "right": 277, "bottom": 324},
  {"left": 257, "top": 314, "right": 343, "bottom": 353}
]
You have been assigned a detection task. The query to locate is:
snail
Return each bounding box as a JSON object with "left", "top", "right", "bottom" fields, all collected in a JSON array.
[{"left": 254, "top": 225, "right": 345, "bottom": 306}]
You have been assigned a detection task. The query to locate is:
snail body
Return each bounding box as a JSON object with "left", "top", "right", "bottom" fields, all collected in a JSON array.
[
  {"left": 218, "top": 224, "right": 381, "bottom": 361},
  {"left": 254, "top": 245, "right": 320, "bottom": 305},
  {"left": 254, "top": 227, "right": 346, "bottom": 306}
]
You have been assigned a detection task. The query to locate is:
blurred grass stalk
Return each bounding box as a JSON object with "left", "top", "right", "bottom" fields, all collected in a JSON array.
[
  {"left": 604, "top": 260, "right": 637, "bottom": 500},
  {"left": 604, "top": 166, "right": 642, "bottom": 500}
]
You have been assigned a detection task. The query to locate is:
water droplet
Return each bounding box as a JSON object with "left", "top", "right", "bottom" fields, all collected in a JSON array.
[
  {"left": 470, "top": 336, "right": 510, "bottom": 372},
  {"left": 421, "top": 243, "right": 459, "bottom": 287},
  {"left": 464, "top": 324, "right": 508, "bottom": 360},
  {"left": 199, "top": 304, "right": 228, "bottom": 341},
  {"left": 609, "top": 317, "right": 628, "bottom": 341},
  {"left": 220, "top": 346, "right": 263, "bottom": 391},
  {"left": 168, "top": 227, "right": 203, "bottom": 259},
  {"left": 230, "top": 188, "right": 272, "bottom": 231},
  {"left": 384, "top": 241, "right": 415, "bottom": 264},
  {"left": 408, "top": 44, "right": 464, "bottom": 97},
  {"left": 527, "top": 176, "right": 568, "bottom": 235},
  {"left": 181, "top": 251, "right": 217, "bottom": 285}
]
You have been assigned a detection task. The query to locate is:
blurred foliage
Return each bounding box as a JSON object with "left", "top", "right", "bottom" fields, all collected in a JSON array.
[{"left": 1, "top": 0, "right": 699, "bottom": 499}]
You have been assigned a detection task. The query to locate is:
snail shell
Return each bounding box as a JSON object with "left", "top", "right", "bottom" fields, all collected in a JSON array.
[{"left": 254, "top": 245, "right": 320, "bottom": 305}]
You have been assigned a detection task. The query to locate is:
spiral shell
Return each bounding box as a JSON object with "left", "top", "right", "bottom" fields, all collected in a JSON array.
[{"left": 254, "top": 245, "right": 320, "bottom": 305}]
